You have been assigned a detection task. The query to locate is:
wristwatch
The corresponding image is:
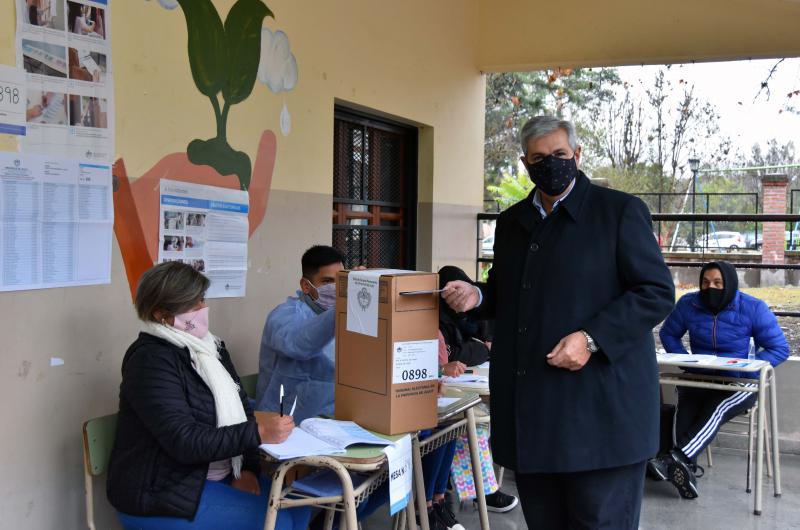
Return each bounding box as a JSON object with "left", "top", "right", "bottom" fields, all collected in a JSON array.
[{"left": 580, "top": 330, "right": 599, "bottom": 353}]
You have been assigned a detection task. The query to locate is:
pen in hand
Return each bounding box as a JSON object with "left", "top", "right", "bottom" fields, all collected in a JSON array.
[{"left": 279, "top": 384, "right": 285, "bottom": 417}]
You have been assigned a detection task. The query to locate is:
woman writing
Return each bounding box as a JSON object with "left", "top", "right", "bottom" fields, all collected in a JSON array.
[{"left": 107, "top": 262, "right": 309, "bottom": 529}]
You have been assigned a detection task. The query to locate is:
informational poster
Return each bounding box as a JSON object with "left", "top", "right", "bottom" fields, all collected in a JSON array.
[
  {"left": 0, "top": 65, "right": 27, "bottom": 137},
  {"left": 0, "top": 151, "right": 113, "bottom": 291},
  {"left": 15, "top": 0, "right": 114, "bottom": 162},
  {"left": 383, "top": 435, "right": 412, "bottom": 515},
  {"left": 158, "top": 179, "right": 249, "bottom": 298}
]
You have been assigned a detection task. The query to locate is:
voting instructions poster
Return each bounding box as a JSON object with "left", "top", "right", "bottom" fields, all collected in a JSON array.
[
  {"left": 16, "top": 0, "right": 115, "bottom": 162},
  {"left": 158, "top": 179, "right": 249, "bottom": 298}
]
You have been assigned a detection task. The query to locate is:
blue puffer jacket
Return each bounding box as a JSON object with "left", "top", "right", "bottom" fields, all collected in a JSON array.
[{"left": 659, "top": 290, "right": 789, "bottom": 378}]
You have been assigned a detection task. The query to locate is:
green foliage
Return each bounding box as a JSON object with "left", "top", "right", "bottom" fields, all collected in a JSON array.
[
  {"left": 177, "top": 0, "right": 274, "bottom": 190},
  {"left": 486, "top": 170, "right": 534, "bottom": 209}
]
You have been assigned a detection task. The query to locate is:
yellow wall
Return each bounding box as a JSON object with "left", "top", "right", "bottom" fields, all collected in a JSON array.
[
  {"left": 0, "top": 0, "right": 484, "bottom": 527},
  {"left": 477, "top": 0, "right": 800, "bottom": 71}
]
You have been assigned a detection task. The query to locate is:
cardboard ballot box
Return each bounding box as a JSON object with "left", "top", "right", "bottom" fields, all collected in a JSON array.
[{"left": 335, "top": 270, "right": 439, "bottom": 435}]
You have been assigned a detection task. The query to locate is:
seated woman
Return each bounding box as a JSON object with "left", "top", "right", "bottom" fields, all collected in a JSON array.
[
  {"left": 654, "top": 261, "right": 789, "bottom": 499},
  {"left": 107, "top": 262, "right": 310, "bottom": 530}
]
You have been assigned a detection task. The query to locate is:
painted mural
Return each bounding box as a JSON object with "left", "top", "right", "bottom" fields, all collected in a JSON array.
[{"left": 114, "top": 0, "right": 297, "bottom": 297}]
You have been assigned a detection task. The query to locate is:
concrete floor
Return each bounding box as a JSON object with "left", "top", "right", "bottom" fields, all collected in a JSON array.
[{"left": 362, "top": 449, "right": 800, "bottom": 530}]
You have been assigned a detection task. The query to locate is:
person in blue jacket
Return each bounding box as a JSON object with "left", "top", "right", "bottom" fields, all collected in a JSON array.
[
  {"left": 256, "top": 245, "right": 341, "bottom": 422},
  {"left": 654, "top": 260, "right": 789, "bottom": 499}
]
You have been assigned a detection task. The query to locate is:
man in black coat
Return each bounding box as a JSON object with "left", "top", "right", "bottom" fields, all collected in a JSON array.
[{"left": 443, "top": 116, "right": 675, "bottom": 529}]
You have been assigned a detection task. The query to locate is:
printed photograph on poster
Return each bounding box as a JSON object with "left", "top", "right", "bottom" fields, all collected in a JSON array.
[
  {"left": 22, "top": 39, "right": 67, "bottom": 78},
  {"left": 158, "top": 179, "right": 249, "bottom": 298},
  {"left": 22, "top": 0, "right": 66, "bottom": 30},
  {"left": 68, "top": 48, "right": 106, "bottom": 83},
  {"left": 68, "top": 95, "right": 107, "bottom": 128},
  {"left": 26, "top": 90, "right": 68, "bottom": 125},
  {"left": 67, "top": 1, "right": 106, "bottom": 40}
]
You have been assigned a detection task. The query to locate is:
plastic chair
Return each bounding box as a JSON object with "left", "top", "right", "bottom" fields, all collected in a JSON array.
[
  {"left": 240, "top": 373, "right": 258, "bottom": 400},
  {"left": 82, "top": 413, "right": 119, "bottom": 530}
]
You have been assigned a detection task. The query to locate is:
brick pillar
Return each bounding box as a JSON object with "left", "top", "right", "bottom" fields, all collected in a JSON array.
[{"left": 761, "top": 174, "right": 789, "bottom": 286}]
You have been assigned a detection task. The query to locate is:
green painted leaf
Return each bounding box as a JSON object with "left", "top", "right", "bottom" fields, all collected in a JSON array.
[
  {"left": 223, "top": 0, "right": 273, "bottom": 105},
  {"left": 177, "top": 0, "right": 227, "bottom": 98},
  {"left": 187, "top": 137, "right": 252, "bottom": 191}
]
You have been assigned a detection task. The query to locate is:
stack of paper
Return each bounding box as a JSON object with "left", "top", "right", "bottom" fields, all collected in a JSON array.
[{"left": 259, "top": 418, "right": 394, "bottom": 460}]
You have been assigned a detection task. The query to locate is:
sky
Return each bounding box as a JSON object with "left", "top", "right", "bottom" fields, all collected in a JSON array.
[{"left": 614, "top": 58, "right": 800, "bottom": 161}]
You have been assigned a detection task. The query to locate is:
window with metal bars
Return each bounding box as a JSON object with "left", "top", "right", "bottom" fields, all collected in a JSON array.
[{"left": 332, "top": 108, "right": 417, "bottom": 269}]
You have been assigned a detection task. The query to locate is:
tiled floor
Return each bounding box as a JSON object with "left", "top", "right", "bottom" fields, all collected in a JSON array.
[{"left": 362, "top": 449, "right": 800, "bottom": 530}]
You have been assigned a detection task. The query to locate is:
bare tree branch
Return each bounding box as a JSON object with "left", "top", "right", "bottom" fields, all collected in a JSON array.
[{"left": 753, "top": 58, "right": 786, "bottom": 103}]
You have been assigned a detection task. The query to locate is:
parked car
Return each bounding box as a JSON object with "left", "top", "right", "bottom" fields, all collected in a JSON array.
[
  {"left": 743, "top": 232, "right": 763, "bottom": 250},
  {"left": 698, "top": 231, "right": 745, "bottom": 251},
  {"left": 481, "top": 235, "right": 494, "bottom": 256}
]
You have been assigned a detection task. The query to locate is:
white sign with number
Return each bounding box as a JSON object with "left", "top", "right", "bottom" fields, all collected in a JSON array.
[
  {"left": 392, "top": 339, "right": 439, "bottom": 384},
  {"left": 0, "top": 65, "right": 26, "bottom": 136},
  {"left": 383, "top": 434, "right": 412, "bottom": 515}
]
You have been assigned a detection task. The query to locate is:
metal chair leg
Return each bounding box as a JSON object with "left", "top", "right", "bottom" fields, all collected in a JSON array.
[
  {"left": 746, "top": 404, "right": 755, "bottom": 493},
  {"left": 705, "top": 445, "right": 713, "bottom": 467}
]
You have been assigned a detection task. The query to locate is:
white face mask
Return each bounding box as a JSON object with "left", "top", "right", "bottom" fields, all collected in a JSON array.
[{"left": 305, "top": 279, "right": 336, "bottom": 311}]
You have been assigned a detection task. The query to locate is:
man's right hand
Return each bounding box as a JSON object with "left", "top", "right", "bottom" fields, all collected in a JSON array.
[
  {"left": 254, "top": 411, "right": 295, "bottom": 444},
  {"left": 442, "top": 280, "right": 480, "bottom": 313}
]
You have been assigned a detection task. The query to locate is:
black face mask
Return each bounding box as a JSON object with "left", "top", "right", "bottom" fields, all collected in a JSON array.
[
  {"left": 700, "top": 287, "right": 726, "bottom": 314},
  {"left": 526, "top": 155, "right": 578, "bottom": 196}
]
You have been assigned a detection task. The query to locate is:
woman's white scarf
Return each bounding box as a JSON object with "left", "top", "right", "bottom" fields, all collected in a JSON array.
[{"left": 143, "top": 321, "right": 246, "bottom": 479}]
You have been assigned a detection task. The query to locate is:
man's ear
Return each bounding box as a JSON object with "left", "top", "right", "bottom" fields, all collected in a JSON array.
[
  {"left": 574, "top": 146, "right": 582, "bottom": 166},
  {"left": 299, "top": 277, "right": 312, "bottom": 295}
]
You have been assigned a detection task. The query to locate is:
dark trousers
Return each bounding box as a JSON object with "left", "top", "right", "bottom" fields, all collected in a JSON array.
[
  {"left": 674, "top": 384, "right": 757, "bottom": 459},
  {"left": 516, "top": 461, "right": 646, "bottom": 530}
]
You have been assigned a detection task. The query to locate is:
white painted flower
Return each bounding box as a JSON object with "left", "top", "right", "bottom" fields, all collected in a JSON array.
[
  {"left": 258, "top": 28, "right": 298, "bottom": 93},
  {"left": 145, "top": 0, "right": 179, "bottom": 10}
]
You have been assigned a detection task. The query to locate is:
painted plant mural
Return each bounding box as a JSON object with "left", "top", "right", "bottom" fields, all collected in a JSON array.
[{"left": 115, "top": 0, "right": 297, "bottom": 297}]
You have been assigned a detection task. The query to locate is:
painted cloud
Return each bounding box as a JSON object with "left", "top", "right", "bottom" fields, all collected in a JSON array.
[
  {"left": 146, "top": 0, "right": 179, "bottom": 10},
  {"left": 258, "top": 28, "right": 298, "bottom": 93}
]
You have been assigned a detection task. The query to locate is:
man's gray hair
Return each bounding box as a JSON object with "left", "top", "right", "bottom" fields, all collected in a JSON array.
[{"left": 519, "top": 116, "right": 579, "bottom": 154}]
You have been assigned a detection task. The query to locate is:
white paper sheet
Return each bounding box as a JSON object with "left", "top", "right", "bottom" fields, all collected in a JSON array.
[
  {"left": 16, "top": 0, "right": 115, "bottom": 162},
  {"left": 392, "top": 339, "right": 438, "bottom": 384},
  {"left": 0, "top": 65, "right": 27, "bottom": 137},
  {"left": 158, "top": 179, "right": 249, "bottom": 298},
  {"left": 383, "top": 434, "right": 412, "bottom": 515},
  {"left": 0, "top": 152, "right": 112, "bottom": 291},
  {"left": 346, "top": 269, "right": 417, "bottom": 337}
]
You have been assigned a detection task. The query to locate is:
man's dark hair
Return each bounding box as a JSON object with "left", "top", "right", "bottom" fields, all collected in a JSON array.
[{"left": 302, "top": 245, "right": 345, "bottom": 278}]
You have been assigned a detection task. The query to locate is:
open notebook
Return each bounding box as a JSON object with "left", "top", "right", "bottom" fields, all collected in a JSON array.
[{"left": 260, "top": 418, "right": 394, "bottom": 460}]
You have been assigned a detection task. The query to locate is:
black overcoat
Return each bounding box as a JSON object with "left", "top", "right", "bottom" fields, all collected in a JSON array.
[{"left": 477, "top": 172, "right": 675, "bottom": 473}]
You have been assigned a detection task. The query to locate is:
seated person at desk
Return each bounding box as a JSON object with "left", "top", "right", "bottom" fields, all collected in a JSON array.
[
  {"left": 256, "top": 245, "right": 341, "bottom": 421},
  {"left": 107, "top": 262, "right": 310, "bottom": 530},
  {"left": 438, "top": 266, "right": 491, "bottom": 367},
  {"left": 654, "top": 261, "right": 789, "bottom": 499}
]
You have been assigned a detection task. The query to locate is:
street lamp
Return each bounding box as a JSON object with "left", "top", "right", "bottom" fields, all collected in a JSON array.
[{"left": 688, "top": 158, "right": 700, "bottom": 252}]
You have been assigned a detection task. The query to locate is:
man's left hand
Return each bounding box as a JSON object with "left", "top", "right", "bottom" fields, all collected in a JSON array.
[
  {"left": 546, "top": 332, "right": 592, "bottom": 371},
  {"left": 231, "top": 470, "right": 260, "bottom": 495}
]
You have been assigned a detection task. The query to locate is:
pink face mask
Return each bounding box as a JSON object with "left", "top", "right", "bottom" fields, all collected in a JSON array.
[{"left": 172, "top": 306, "right": 209, "bottom": 338}]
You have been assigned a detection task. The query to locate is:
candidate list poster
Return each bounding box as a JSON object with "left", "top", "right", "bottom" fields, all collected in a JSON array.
[
  {"left": 15, "top": 0, "right": 114, "bottom": 162},
  {"left": 0, "top": 151, "right": 113, "bottom": 291},
  {"left": 159, "top": 180, "right": 249, "bottom": 298}
]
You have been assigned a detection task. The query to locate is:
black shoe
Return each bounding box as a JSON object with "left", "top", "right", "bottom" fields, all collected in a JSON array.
[
  {"left": 477, "top": 490, "right": 519, "bottom": 513},
  {"left": 646, "top": 456, "right": 669, "bottom": 482},
  {"left": 667, "top": 450, "right": 699, "bottom": 499},
  {"left": 433, "top": 502, "right": 465, "bottom": 530},
  {"left": 426, "top": 508, "right": 447, "bottom": 530}
]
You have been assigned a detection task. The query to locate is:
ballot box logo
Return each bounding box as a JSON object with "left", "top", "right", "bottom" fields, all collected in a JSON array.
[
  {"left": 14, "top": 159, "right": 20, "bottom": 167},
  {"left": 357, "top": 287, "right": 371, "bottom": 311}
]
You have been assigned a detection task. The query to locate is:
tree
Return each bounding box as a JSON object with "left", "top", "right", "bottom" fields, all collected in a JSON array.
[{"left": 484, "top": 68, "right": 620, "bottom": 208}]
